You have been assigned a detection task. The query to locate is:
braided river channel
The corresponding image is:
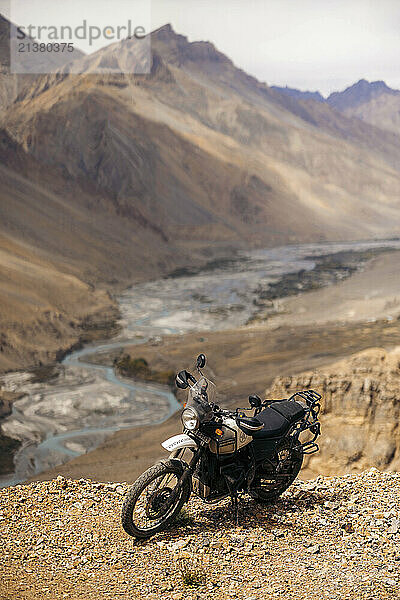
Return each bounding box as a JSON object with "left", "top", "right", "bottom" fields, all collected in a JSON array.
[{"left": 1, "top": 240, "right": 400, "bottom": 487}]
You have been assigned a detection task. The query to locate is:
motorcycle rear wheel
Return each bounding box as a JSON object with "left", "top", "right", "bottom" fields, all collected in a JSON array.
[
  {"left": 250, "top": 438, "right": 303, "bottom": 503},
  {"left": 121, "top": 459, "right": 191, "bottom": 539}
]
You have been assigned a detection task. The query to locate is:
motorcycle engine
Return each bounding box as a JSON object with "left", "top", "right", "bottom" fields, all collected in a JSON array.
[
  {"left": 192, "top": 453, "right": 227, "bottom": 499},
  {"left": 192, "top": 451, "right": 248, "bottom": 500}
]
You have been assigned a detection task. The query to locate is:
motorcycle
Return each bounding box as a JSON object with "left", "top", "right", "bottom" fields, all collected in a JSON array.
[{"left": 121, "top": 353, "right": 321, "bottom": 539}]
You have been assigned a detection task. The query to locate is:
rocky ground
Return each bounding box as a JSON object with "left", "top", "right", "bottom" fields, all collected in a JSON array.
[{"left": 1, "top": 470, "right": 399, "bottom": 599}]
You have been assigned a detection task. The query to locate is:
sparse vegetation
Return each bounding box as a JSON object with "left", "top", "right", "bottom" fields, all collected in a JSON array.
[
  {"left": 114, "top": 355, "right": 175, "bottom": 387},
  {"left": 177, "top": 555, "right": 207, "bottom": 587},
  {"left": 0, "top": 433, "right": 20, "bottom": 475},
  {"left": 80, "top": 315, "right": 121, "bottom": 344},
  {"left": 174, "top": 507, "right": 195, "bottom": 526},
  {"left": 255, "top": 247, "right": 393, "bottom": 303},
  {"left": 30, "top": 365, "right": 58, "bottom": 384}
]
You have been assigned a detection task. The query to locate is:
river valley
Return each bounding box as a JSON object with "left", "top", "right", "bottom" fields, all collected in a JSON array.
[{"left": 1, "top": 239, "right": 400, "bottom": 487}]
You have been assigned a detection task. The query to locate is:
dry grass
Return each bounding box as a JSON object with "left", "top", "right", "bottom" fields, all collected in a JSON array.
[{"left": 177, "top": 554, "right": 207, "bottom": 587}]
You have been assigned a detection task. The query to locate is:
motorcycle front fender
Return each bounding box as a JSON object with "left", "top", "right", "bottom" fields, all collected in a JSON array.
[{"left": 161, "top": 433, "right": 198, "bottom": 452}]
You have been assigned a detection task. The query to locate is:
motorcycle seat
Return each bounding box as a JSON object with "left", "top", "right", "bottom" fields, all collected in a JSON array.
[
  {"left": 248, "top": 400, "right": 306, "bottom": 439},
  {"left": 269, "top": 400, "right": 305, "bottom": 424}
]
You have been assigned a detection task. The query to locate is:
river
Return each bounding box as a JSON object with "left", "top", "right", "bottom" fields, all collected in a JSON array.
[{"left": 1, "top": 239, "right": 400, "bottom": 487}]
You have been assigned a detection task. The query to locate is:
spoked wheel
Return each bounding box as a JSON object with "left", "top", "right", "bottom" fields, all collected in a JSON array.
[
  {"left": 121, "top": 459, "right": 191, "bottom": 539},
  {"left": 250, "top": 437, "right": 303, "bottom": 503}
]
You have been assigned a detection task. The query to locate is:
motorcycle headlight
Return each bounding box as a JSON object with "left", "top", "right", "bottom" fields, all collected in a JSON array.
[{"left": 181, "top": 407, "right": 200, "bottom": 431}]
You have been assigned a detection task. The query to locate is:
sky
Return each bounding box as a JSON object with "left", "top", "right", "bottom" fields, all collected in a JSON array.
[{"left": 2, "top": 0, "right": 400, "bottom": 96}]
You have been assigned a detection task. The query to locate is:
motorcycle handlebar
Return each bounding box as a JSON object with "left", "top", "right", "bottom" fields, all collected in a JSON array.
[
  {"left": 211, "top": 404, "right": 235, "bottom": 418},
  {"left": 187, "top": 372, "right": 197, "bottom": 384}
]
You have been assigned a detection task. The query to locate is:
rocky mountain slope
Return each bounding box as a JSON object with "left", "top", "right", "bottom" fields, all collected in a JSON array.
[
  {"left": 2, "top": 20, "right": 400, "bottom": 370},
  {"left": 1, "top": 470, "right": 399, "bottom": 599},
  {"left": 327, "top": 80, "right": 400, "bottom": 136},
  {"left": 0, "top": 15, "right": 83, "bottom": 114},
  {"left": 267, "top": 346, "right": 400, "bottom": 476},
  {"left": 5, "top": 24, "right": 400, "bottom": 246},
  {"left": 271, "top": 84, "right": 325, "bottom": 103},
  {"left": 0, "top": 127, "right": 185, "bottom": 371},
  {"left": 327, "top": 79, "right": 399, "bottom": 111},
  {"left": 277, "top": 78, "right": 400, "bottom": 137}
]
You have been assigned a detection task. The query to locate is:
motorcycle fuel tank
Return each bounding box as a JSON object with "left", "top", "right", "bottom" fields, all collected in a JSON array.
[{"left": 208, "top": 417, "right": 252, "bottom": 455}]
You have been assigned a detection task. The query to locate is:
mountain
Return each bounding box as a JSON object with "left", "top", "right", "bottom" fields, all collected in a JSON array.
[
  {"left": 271, "top": 78, "right": 400, "bottom": 138},
  {"left": 327, "top": 79, "right": 400, "bottom": 135},
  {"left": 327, "top": 79, "right": 400, "bottom": 111},
  {"left": 0, "top": 15, "right": 34, "bottom": 114},
  {"left": 0, "top": 127, "right": 183, "bottom": 371},
  {"left": 271, "top": 85, "right": 325, "bottom": 103},
  {"left": 2, "top": 23, "right": 400, "bottom": 369},
  {"left": 5, "top": 25, "right": 400, "bottom": 244}
]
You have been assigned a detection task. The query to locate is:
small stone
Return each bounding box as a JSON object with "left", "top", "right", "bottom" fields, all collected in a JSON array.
[
  {"left": 307, "top": 545, "right": 320, "bottom": 554},
  {"left": 167, "top": 539, "right": 188, "bottom": 551},
  {"left": 272, "top": 530, "right": 284, "bottom": 538},
  {"left": 388, "top": 518, "right": 400, "bottom": 534},
  {"left": 341, "top": 522, "right": 355, "bottom": 534}
]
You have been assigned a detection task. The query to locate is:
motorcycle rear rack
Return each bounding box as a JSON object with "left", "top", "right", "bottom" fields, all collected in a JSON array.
[
  {"left": 284, "top": 390, "right": 322, "bottom": 450},
  {"left": 288, "top": 390, "right": 321, "bottom": 413}
]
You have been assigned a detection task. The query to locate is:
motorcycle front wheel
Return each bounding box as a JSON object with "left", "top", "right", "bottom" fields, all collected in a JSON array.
[
  {"left": 121, "top": 459, "right": 191, "bottom": 539},
  {"left": 250, "top": 438, "right": 303, "bottom": 503}
]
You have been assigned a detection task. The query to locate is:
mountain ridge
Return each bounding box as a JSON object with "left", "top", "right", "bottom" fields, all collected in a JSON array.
[
  {"left": 5, "top": 24, "right": 400, "bottom": 240},
  {"left": 271, "top": 85, "right": 325, "bottom": 103},
  {"left": 0, "top": 14, "right": 84, "bottom": 114},
  {"left": 327, "top": 78, "right": 400, "bottom": 111},
  {"left": 274, "top": 78, "right": 400, "bottom": 136}
]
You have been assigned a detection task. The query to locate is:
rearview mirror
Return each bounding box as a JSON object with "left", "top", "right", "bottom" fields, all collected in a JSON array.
[
  {"left": 196, "top": 354, "right": 206, "bottom": 369},
  {"left": 249, "top": 394, "right": 262, "bottom": 408},
  {"left": 176, "top": 370, "right": 189, "bottom": 389}
]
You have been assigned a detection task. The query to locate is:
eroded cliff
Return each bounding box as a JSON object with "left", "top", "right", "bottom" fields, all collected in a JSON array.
[{"left": 267, "top": 346, "right": 400, "bottom": 475}]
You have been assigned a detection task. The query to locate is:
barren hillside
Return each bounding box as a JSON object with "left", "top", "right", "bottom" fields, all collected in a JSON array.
[
  {"left": 5, "top": 24, "right": 400, "bottom": 246},
  {"left": 0, "top": 128, "right": 184, "bottom": 371},
  {"left": 0, "top": 15, "right": 84, "bottom": 114}
]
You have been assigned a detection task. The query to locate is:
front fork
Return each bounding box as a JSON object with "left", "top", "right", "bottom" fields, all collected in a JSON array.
[{"left": 162, "top": 445, "right": 204, "bottom": 505}]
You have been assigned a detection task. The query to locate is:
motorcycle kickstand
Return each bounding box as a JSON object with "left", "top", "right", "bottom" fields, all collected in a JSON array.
[{"left": 230, "top": 494, "right": 239, "bottom": 526}]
